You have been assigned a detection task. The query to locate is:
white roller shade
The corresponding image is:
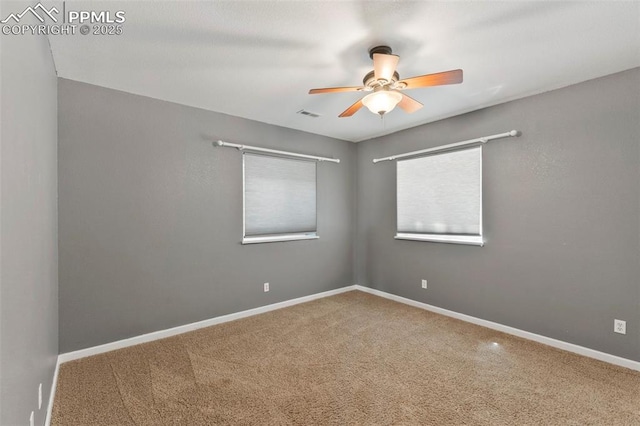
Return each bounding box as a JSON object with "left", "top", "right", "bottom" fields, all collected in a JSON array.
[
  {"left": 244, "top": 153, "right": 317, "bottom": 238},
  {"left": 396, "top": 146, "right": 482, "bottom": 245}
]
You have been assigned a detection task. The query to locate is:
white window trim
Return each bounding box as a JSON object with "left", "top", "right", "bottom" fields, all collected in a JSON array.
[
  {"left": 242, "top": 233, "right": 319, "bottom": 245},
  {"left": 394, "top": 233, "right": 484, "bottom": 246}
]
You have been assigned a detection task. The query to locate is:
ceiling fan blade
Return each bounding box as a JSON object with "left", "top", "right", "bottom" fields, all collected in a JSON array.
[
  {"left": 373, "top": 53, "right": 400, "bottom": 82},
  {"left": 338, "top": 99, "right": 364, "bottom": 117},
  {"left": 309, "top": 86, "right": 363, "bottom": 94},
  {"left": 398, "top": 93, "right": 423, "bottom": 114},
  {"left": 399, "top": 69, "right": 463, "bottom": 89}
]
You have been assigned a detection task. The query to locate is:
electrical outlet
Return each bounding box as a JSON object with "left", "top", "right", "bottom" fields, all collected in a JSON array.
[
  {"left": 421, "top": 279, "right": 427, "bottom": 289},
  {"left": 29, "top": 411, "right": 34, "bottom": 426},
  {"left": 263, "top": 282, "right": 269, "bottom": 292},
  {"left": 38, "top": 383, "right": 42, "bottom": 410},
  {"left": 614, "top": 319, "right": 626, "bottom": 335}
]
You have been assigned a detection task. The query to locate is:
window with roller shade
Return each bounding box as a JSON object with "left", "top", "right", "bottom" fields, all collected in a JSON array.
[
  {"left": 243, "top": 153, "right": 318, "bottom": 244},
  {"left": 396, "top": 146, "right": 483, "bottom": 246}
]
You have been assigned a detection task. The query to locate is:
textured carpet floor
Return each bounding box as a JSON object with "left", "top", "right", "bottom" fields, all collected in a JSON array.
[{"left": 52, "top": 291, "right": 640, "bottom": 425}]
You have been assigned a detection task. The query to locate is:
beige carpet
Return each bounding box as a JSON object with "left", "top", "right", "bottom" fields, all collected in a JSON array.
[{"left": 52, "top": 291, "right": 640, "bottom": 425}]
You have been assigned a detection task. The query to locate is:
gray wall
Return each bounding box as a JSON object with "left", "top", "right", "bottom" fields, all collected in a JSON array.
[
  {"left": 58, "top": 79, "right": 357, "bottom": 352},
  {"left": 356, "top": 68, "right": 640, "bottom": 362},
  {"left": 0, "top": 2, "right": 59, "bottom": 424},
  {"left": 59, "top": 69, "right": 639, "bottom": 363}
]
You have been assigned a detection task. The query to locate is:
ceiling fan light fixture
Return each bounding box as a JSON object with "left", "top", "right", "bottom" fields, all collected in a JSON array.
[
  {"left": 362, "top": 90, "right": 403, "bottom": 116},
  {"left": 308, "top": 45, "right": 461, "bottom": 118}
]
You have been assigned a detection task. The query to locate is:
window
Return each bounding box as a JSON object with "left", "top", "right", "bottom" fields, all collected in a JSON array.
[
  {"left": 396, "top": 146, "right": 483, "bottom": 246},
  {"left": 243, "top": 153, "right": 318, "bottom": 244}
]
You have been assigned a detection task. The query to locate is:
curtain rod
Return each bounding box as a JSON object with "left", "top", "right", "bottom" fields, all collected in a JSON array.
[
  {"left": 372, "top": 130, "right": 521, "bottom": 163},
  {"left": 215, "top": 140, "right": 340, "bottom": 163}
]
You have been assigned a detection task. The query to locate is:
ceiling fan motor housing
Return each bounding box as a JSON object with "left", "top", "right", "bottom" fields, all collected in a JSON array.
[{"left": 363, "top": 70, "right": 400, "bottom": 89}]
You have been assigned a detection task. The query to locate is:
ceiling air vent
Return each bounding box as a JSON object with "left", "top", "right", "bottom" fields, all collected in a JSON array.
[{"left": 297, "top": 109, "right": 321, "bottom": 118}]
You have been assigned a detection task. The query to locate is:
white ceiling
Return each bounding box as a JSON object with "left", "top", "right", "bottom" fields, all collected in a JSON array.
[{"left": 48, "top": 1, "right": 640, "bottom": 142}]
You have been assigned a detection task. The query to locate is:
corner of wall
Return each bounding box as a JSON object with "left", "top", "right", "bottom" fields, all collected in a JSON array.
[{"left": 0, "top": 12, "right": 59, "bottom": 425}]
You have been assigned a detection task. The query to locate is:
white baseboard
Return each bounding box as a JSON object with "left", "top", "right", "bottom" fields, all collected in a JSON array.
[
  {"left": 355, "top": 285, "right": 640, "bottom": 372},
  {"left": 57, "top": 285, "right": 357, "bottom": 364},
  {"left": 44, "top": 358, "right": 60, "bottom": 426}
]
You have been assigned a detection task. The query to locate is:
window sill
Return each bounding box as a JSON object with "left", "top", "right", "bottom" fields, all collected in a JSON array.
[
  {"left": 242, "top": 234, "right": 319, "bottom": 245},
  {"left": 394, "top": 233, "right": 484, "bottom": 246}
]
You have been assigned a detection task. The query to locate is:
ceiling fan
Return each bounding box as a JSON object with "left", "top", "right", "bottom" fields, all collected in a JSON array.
[{"left": 308, "top": 46, "right": 463, "bottom": 118}]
